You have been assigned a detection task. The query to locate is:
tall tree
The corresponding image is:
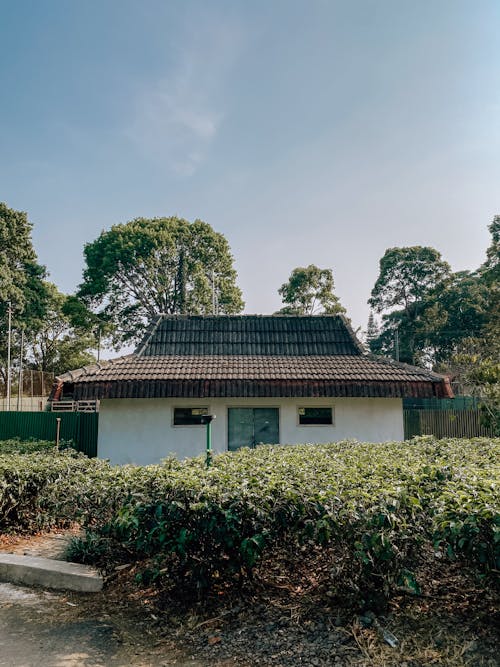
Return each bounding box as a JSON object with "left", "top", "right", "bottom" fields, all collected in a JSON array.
[
  {"left": 368, "top": 247, "right": 451, "bottom": 363},
  {"left": 0, "top": 203, "right": 44, "bottom": 317},
  {"left": 369, "top": 246, "right": 451, "bottom": 315},
  {"left": 76, "top": 217, "right": 244, "bottom": 345},
  {"left": 277, "top": 265, "right": 345, "bottom": 315},
  {"left": 365, "top": 311, "right": 380, "bottom": 353},
  {"left": 25, "top": 282, "right": 96, "bottom": 375},
  {"left": 418, "top": 271, "right": 491, "bottom": 365},
  {"left": 0, "top": 203, "right": 48, "bottom": 383},
  {"left": 481, "top": 215, "right": 500, "bottom": 284}
]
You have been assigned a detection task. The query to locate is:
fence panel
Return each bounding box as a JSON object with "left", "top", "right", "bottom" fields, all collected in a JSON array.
[
  {"left": 0, "top": 412, "right": 98, "bottom": 456},
  {"left": 78, "top": 413, "right": 99, "bottom": 457},
  {"left": 403, "top": 397, "right": 480, "bottom": 411},
  {"left": 404, "top": 409, "right": 494, "bottom": 439}
]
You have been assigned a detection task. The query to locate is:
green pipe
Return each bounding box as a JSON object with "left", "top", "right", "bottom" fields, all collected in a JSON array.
[{"left": 206, "top": 420, "right": 212, "bottom": 468}]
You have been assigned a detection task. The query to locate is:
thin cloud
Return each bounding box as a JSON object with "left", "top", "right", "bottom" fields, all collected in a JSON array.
[{"left": 125, "top": 16, "right": 243, "bottom": 175}]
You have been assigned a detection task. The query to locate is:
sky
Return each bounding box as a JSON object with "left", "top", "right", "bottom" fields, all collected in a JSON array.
[{"left": 1, "top": 0, "right": 499, "bottom": 342}]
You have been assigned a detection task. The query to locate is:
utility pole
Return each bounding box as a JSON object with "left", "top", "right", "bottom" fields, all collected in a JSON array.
[
  {"left": 212, "top": 270, "right": 218, "bottom": 315},
  {"left": 212, "top": 270, "right": 216, "bottom": 314},
  {"left": 17, "top": 329, "right": 24, "bottom": 411},
  {"left": 6, "top": 301, "right": 12, "bottom": 411},
  {"left": 97, "top": 326, "right": 101, "bottom": 362},
  {"left": 394, "top": 326, "right": 400, "bottom": 362}
]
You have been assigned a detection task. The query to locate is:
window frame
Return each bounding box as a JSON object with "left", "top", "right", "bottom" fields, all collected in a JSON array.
[
  {"left": 172, "top": 406, "right": 209, "bottom": 427},
  {"left": 297, "top": 406, "right": 334, "bottom": 426}
]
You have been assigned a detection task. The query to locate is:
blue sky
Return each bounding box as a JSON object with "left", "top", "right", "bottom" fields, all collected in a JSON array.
[{"left": 1, "top": 0, "right": 499, "bottom": 337}]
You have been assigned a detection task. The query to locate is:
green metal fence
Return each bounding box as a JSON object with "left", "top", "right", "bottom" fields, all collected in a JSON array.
[
  {"left": 403, "top": 396, "right": 480, "bottom": 411},
  {"left": 403, "top": 409, "right": 494, "bottom": 439},
  {"left": 0, "top": 407, "right": 493, "bottom": 454},
  {"left": 0, "top": 412, "right": 98, "bottom": 457}
]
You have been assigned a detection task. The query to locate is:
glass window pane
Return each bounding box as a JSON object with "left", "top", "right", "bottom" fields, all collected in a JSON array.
[
  {"left": 174, "top": 407, "right": 208, "bottom": 425},
  {"left": 298, "top": 407, "right": 333, "bottom": 425}
]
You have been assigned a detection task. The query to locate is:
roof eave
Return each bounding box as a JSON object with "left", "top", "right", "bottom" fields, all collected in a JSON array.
[{"left": 71, "top": 377, "right": 448, "bottom": 401}]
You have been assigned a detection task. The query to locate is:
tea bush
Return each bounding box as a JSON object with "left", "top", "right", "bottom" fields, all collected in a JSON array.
[
  {"left": 0, "top": 438, "right": 67, "bottom": 454},
  {"left": 0, "top": 450, "right": 106, "bottom": 532},
  {"left": 68, "top": 438, "right": 499, "bottom": 603},
  {"left": 1, "top": 438, "right": 498, "bottom": 606}
]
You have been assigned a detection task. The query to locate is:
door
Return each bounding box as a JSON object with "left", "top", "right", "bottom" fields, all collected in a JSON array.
[{"left": 227, "top": 408, "right": 279, "bottom": 451}]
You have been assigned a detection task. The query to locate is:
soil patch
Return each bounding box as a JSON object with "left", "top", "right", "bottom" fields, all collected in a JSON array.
[
  {"left": 0, "top": 526, "right": 82, "bottom": 560},
  {"left": 1, "top": 531, "right": 498, "bottom": 666},
  {"left": 0, "top": 581, "right": 200, "bottom": 667}
]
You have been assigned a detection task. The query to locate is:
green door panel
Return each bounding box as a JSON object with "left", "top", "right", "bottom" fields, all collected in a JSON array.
[
  {"left": 254, "top": 408, "right": 279, "bottom": 445},
  {"left": 227, "top": 408, "right": 279, "bottom": 451},
  {"left": 228, "top": 408, "right": 254, "bottom": 451}
]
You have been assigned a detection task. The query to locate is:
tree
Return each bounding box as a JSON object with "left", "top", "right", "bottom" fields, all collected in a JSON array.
[
  {"left": 0, "top": 203, "right": 48, "bottom": 383},
  {"left": 365, "top": 311, "right": 380, "bottom": 352},
  {"left": 368, "top": 247, "right": 451, "bottom": 363},
  {"left": 277, "top": 265, "right": 345, "bottom": 315},
  {"left": 418, "top": 271, "right": 491, "bottom": 365},
  {"left": 76, "top": 217, "right": 244, "bottom": 345},
  {"left": 481, "top": 215, "right": 500, "bottom": 284},
  {"left": 25, "top": 282, "right": 96, "bottom": 376},
  {"left": 0, "top": 203, "right": 38, "bottom": 307},
  {"left": 446, "top": 320, "right": 500, "bottom": 435},
  {"left": 369, "top": 246, "right": 451, "bottom": 314},
  {"left": 458, "top": 216, "right": 500, "bottom": 429}
]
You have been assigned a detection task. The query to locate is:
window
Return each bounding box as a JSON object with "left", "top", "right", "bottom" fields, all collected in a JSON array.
[
  {"left": 298, "top": 407, "right": 333, "bottom": 425},
  {"left": 173, "top": 407, "right": 209, "bottom": 426}
]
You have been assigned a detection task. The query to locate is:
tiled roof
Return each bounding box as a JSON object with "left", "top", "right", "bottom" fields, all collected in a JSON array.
[
  {"left": 59, "top": 354, "right": 450, "bottom": 400},
  {"left": 55, "top": 315, "right": 451, "bottom": 400},
  {"left": 73, "top": 355, "right": 442, "bottom": 383},
  {"left": 135, "top": 315, "right": 363, "bottom": 356}
]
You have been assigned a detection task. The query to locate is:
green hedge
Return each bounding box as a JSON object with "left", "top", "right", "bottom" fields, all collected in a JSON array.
[
  {"left": 1, "top": 438, "right": 498, "bottom": 607},
  {"left": 0, "top": 450, "right": 106, "bottom": 532},
  {"left": 0, "top": 438, "right": 72, "bottom": 455}
]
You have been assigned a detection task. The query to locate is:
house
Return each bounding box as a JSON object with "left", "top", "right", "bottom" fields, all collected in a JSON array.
[{"left": 53, "top": 315, "right": 452, "bottom": 465}]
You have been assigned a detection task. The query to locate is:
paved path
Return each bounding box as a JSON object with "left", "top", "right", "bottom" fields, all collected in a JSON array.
[
  {"left": 0, "top": 531, "right": 201, "bottom": 666},
  {"left": 0, "top": 583, "right": 200, "bottom": 667}
]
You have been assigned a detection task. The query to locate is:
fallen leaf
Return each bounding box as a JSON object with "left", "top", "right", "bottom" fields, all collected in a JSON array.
[{"left": 208, "top": 635, "right": 222, "bottom": 645}]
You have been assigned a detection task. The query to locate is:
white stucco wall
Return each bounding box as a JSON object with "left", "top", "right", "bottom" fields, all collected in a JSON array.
[{"left": 98, "top": 397, "right": 404, "bottom": 465}]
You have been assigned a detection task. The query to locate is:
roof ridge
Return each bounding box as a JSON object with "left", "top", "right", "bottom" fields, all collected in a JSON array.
[
  {"left": 152, "top": 313, "right": 348, "bottom": 318},
  {"left": 365, "top": 353, "right": 445, "bottom": 380},
  {"left": 134, "top": 315, "right": 163, "bottom": 356},
  {"left": 338, "top": 313, "right": 366, "bottom": 355},
  {"left": 55, "top": 354, "right": 136, "bottom": 382}
]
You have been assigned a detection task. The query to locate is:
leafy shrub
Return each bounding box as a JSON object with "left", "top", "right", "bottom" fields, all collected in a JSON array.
[
  {"left": 69, "top": 438, "right": 499, "bottom": 603},
  {"left": 0, "top": 450, "right": 107, "bottom": 532},
  {"left": 0, "top": 438, "right": 74, "bottom": 454},
  {"left": 1, "top": 438, "right": 498, "bottom": 606}
]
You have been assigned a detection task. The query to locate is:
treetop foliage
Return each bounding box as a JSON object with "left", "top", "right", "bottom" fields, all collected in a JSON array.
[
  {"left": 366, "top": 218, "right": 499, "bottom": 429},
  {"left": 0, "top": 203, "right": 96, "bottom": 378},
  {"left": 77, "top": 216, "right": 244, "bottom": 345},
  {"left": 0, "top": 202, "right": 44, "bottom": 321},
  {"left": 369, "top": 246, "right": 451, "bottom": 314},
  {"left": 277, "top": 264, "right": 345, "bottom": 315}
]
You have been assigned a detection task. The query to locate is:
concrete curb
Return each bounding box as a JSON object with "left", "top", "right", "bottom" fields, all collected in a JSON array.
[{"left": 0, "top": 553, "right": 103, "bottom": 592}]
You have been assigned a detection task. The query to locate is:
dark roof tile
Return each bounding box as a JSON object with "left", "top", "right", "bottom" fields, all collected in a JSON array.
[
  {"left": 54, "top": 315, "right": 451, "bottom": 400},
  {"left": 69, "top": 354, "right": 442, "bottom": 384},
  {"left": 134, "top": 314, "right": 364, "bottom": 356}
]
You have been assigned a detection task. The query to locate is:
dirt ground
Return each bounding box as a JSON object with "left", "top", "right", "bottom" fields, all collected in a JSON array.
[
  {"left": 0, "top": 530, "right": 499, "bottom": 667},
  {"left": 0, "top": 582, "right": 202, "bottom": 667},
  {"left": 0, "top": 530, "right": 200, "bottom": 666}
]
